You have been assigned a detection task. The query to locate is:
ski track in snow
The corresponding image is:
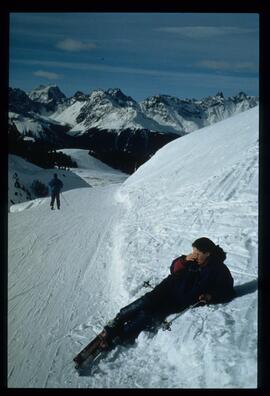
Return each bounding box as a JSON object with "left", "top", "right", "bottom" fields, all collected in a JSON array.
[
  {"left": 8, "top": 108, "right": 258, "bottom": 388},
  {"left": 107, "top": 168, "right": 258, "bottom": 387},
  {"left": 8, "top": 183, "right": 128, "bottom": 388}
]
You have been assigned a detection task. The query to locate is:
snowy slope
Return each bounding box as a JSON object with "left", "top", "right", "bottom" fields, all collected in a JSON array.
[
  {"left": 57, "top": 149, "right": 128, "bottom": 187},
  {"left": 8, "top": 155, "right": 89, "bottom": 210},
  {"left": 51, "top": 100, "right": 88, "bottom": 127},
  {"left": 59, "top": 148, "right": 122, "bottom": 171},
  {"left": 8, "top": 150, "right": 127, "bottom": 209},
  {"left": 8, "top": 107, "right": 258, "bottom": 388},
  {"left": 9, "top": 112, "right": 62, "bottom": 137},
  {"left": 115, "top": 106, "right": 258, "bottom": 387}
]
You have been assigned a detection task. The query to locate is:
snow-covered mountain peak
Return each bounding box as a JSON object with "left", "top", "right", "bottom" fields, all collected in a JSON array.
[
  {"left": 236, "top": 91, "right": 247, "bottom": 99},
  {"left": 72, "top": 91, "right": 89, "bottom": 101},
  {"left": 68, "top": 88, "right": 140, "bottom": 131},
  {"left": 139, "top": 91, "right": 258, "bottom": 135},
  {"left": 9, "top": 84, "right": 259, "bottom": 143},
  {"left": 105, "top": 88, "right": 137, "bottom": 106},
  {"left": 88, "top": 88, "right": 137, "bottom": 108},
  {"left": 9, "top": 87, "right": 40, "bottom": 115},
  {"left": 215, "top": 91, "right": 224, "bottom": 98},
  {"left": 28, "top": 84, "right": 66, "bottom": 104}
]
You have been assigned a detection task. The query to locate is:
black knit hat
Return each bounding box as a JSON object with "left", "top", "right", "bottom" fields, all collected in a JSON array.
[
  {"left": 192, "top": 237, "right": 217, "bottom": 253},
  {"left": 192, "top": 237, "right": 227, "bottom": 262}
]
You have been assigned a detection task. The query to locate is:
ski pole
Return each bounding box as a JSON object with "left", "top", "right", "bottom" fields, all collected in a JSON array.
[
  {"left": 142, "top": 280, "right": 154, "bottom": 289},
  {"left": 142, "top": 280, "right": 206, "bottom": 331},
  {"left": 161, "top": 300, "right": 205, "bottom": 331},
  {"left": 61, "top": 192, "right": 76, "bottom": 214},
  {"left": 61, "top": 192, "right": 69, "bottom": 206},
  {"left": 142, "top": 280, "right": 207, "bottom": 331}
]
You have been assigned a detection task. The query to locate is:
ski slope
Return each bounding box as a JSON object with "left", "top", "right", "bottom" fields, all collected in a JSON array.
[
  {"left": 57, "top": 149, "right": 128, "bottom": 187},
  {"left": 8, "top": 107, "right": 258, "bottom": 388}
]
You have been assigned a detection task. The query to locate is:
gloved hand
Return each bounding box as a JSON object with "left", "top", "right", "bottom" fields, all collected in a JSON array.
[
  {"left": 198, "top": 293, "right": 212, "bottom": 304},
  {"left": 185, "top": 253, "right": 198, "bottom": 261}
]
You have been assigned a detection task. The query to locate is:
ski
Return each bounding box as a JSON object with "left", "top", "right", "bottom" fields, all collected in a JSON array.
[
  {"left": 73, "top": 300, "right": 207, "bottom": 370},
  {"left": 73, "top": 330, "right": 106, "bottom": 369}
]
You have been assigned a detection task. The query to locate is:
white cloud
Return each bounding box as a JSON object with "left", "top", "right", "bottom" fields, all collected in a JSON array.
[
  {"left": 56, "top": 38, "right": 96, "bottom": 52},
  {"left": 33, "top": 70, "right": 62, "bottom": 80},
  {"left": 197, "top": 60, "right": 258, "bottom": 72},
  {"left": 156, "top": 26, "right": 257, "bottom": 39},
  {"left": 13, "top": 59, "right": 259, "bottom": 85}
]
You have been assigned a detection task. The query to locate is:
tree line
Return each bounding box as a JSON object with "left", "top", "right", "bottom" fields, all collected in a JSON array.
[{"left": 9, "top": 122, "right": 77, "bottom": 169}]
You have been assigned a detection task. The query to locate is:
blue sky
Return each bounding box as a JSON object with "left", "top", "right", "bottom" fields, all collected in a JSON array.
[{"left": 9, "top": 12, "right": 259, "bottom": 101}]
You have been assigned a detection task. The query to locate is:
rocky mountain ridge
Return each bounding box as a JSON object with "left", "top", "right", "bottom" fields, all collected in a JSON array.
[
  {"left": 9, "top": 85, "right": 258, "bottom": 136},
  {"left": 8, "top": 85, "right": 258, "bottom": 173}
]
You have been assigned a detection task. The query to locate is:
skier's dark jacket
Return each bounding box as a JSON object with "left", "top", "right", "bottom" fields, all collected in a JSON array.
[
  {"left": 49, "top": 177, "right": 63, "bottom": 193},
  {"left": 143, "top": 255, "right": 235, "bottom": 316}
]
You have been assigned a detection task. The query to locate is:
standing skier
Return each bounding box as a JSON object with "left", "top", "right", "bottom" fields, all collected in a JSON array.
[
  {"left": 100, "top": 237, "right": 235, "bottom": 349},
  {"left": 49, "top": 173, "right": 63, "bottom": 210}
]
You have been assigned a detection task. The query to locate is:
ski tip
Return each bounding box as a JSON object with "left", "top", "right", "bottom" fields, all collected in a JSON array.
[
  {"left": 74, "top": 359, "right": 84, "bottom": 370},
  {"left": 73, "top": 357, "right": 81, "bottom": 367}
]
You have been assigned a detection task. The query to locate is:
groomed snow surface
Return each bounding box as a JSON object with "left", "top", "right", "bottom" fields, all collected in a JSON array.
[{"left": 8, "top": 107, "right": 258, "bottom": 388}]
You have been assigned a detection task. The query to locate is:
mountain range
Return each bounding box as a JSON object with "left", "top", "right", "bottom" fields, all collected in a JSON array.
[{"left": 8, "top": 85, "right": 258, "bottom": 173}]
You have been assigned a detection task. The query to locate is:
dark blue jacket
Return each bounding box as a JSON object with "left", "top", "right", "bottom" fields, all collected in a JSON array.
[
  {"left": 144, "top": 255, "right": 235, "bottom": 316},
  {"left": 49, "top": 177, "right": 63, "bottom": 194}
]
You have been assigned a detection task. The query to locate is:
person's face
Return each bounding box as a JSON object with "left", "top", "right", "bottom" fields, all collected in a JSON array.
[{"left": 192, "top": 247, "right": 210, "bottom": 266}]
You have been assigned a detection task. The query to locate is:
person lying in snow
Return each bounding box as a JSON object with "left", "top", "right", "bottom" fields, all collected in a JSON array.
[{"left": 100, "top": 237, "right": 235, "bottom": 349}]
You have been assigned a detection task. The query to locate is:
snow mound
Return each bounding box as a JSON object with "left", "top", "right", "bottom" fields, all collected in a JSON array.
[{"left": 113, "top": 106, "right": 258, "bottom": 387}]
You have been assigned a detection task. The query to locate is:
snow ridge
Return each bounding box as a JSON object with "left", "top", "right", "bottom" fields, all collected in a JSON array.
[{"left": 111, "top": 107, "right": 258, "bottom": 387}]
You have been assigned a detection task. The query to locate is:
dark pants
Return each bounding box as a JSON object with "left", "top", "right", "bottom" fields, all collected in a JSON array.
[
  {"left": 106, "top": 296, "right": 165, "bottom": 343},
  {"left": 51, "top": 191, "right": 60, "bottom": 209}
]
